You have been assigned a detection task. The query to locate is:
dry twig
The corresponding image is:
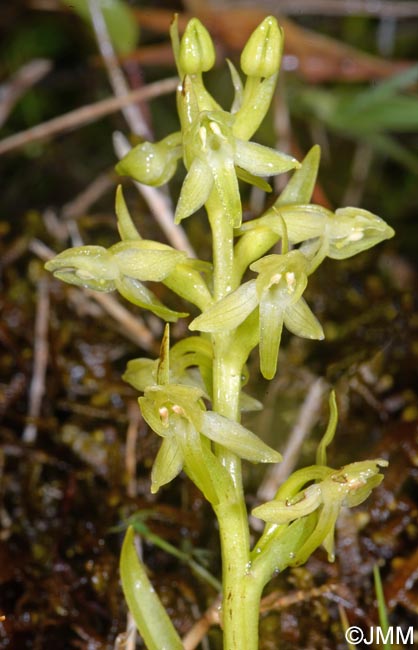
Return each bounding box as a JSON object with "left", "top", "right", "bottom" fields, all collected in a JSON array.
[
  {"left": 87, "top": 0, "right": 150, "bottom": 139},
  {"left": 257, "top": 377, "right": 326, "bottom": 502},
  {"left": 182, "top": 595, "right": 222, "bottom": 650},
  {"left": 61, "top": 170, "right": 116, "bottom": 221},
  {"left": 211, "top": 0, "right": 418, "bottom": 19},
  {"left": 29, "top": 239, "right": 155, "bottom": 351},
  {"left": 0, "top": 59, "right": 52, "bottom": 128},
  {"left": 23, "top": 277, "right": 50, "bottom": 443},
  {"left": 0, "top": 77, "right": 178, "bottom": 156}
]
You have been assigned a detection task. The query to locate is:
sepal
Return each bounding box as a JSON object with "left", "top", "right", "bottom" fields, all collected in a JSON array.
[{"left": 45, "top": 246, "right": 119, "bottom": 291}]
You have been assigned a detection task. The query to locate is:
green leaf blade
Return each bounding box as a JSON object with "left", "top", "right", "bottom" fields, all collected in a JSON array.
[{"left": 120, "top": 527, "right": 183, "bottom": 650}]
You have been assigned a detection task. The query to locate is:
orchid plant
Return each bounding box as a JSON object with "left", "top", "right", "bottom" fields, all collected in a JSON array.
[{"left": 45, "top": 15, "right": 394, "bottom": 650}]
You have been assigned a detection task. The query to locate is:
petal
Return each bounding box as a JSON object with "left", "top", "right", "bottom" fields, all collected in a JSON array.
[
  {"left": 189, "top": 281, "right": 258, "bottom": 333},
  {"left": 283, "top": 298, "right": 324, "bottom": 340},
  {"left": 201, "top": 412, "right": 282, "bottom": 463},
  {"left": 235, "top": 139, "right": 300, "bottom": 177},
  {"left": 175, "top": 158, "right": 213, "bottom": 223},
  {"left": 139, "top": 395, "right": 167, "bottom": 438},
  {"left": 115, "top": 277, "right": 188, "bottom": 321},
  {"left": 259, "top": 296, "right": 285, "bottom": 380},
  {"left": 209, "top": 154, "right": 242, "bottom": 227},
  {"left": 327, "top": 207, "right": 395, "bottom": 259},
  {"left": 151, "top": 437, "right": 184, "bottom": 493},
  {"left": 123, "top": 358, "right": 158, "bottom": 391},
  {"left": 252, "top": 484, "right": 322, "bottom": 524}
]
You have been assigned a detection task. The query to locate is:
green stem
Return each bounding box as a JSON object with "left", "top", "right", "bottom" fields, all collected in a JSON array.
[{"left": 207, "top": 192, "right": 263, "bottom": 649}]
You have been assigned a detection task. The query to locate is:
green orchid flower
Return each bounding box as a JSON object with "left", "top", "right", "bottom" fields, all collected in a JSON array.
[
  {"left": 45, "top": 240, "right": 188, "bottom": 321},
  {"left": 140, "top": 381, "right": 281, "bottom": 496},
  {"left": 175, "top": 105, "right": 300, "bottom": 227},
  {"left": 252, "top": 459, "right": 387, "bottom": 563},
  {"left": 239, "top": 203, "right": 394, "bottom": 273},
  {"left": 117, "top": 16, "right": 297, "bottom": 229},
  {"left": 190, "top": 250, "right": 323, "bottom": 379},
  {"left": 126, "top": 326, "right": 279, "bottom": 497}
]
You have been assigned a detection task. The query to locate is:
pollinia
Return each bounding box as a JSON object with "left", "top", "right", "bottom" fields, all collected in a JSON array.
[{"left": 46, "top": 15, "right": 394, "bottom": 650}]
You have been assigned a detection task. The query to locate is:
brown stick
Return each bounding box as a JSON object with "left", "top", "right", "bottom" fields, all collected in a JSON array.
[
  {"left": 23, "top": 277, "right": 50, "bottom": 443},
  {"left": 0, "top": 77, "right": 178, "bottom": 156}
]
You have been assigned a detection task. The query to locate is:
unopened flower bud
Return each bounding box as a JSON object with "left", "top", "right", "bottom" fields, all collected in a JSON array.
[
  {"left": 116, "top": 133, "right": 182, "bottom": 187},
  {"left": 179, "top": 18, "right": 216, "bottom": 75},
  {"left": 241, "top": 16, "right": 283, "bottom": 78}
]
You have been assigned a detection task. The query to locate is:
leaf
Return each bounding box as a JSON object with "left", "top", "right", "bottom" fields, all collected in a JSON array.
[
  {"left": 365, "top": 133, "right": 418, "bottom": 174},
  {"left": 120, "top": 527, "right": 183, "bottom": 650},
  {"left": 347, "top": 63, "right": 418, "bottom": 108}
]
